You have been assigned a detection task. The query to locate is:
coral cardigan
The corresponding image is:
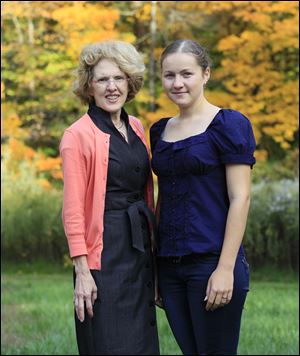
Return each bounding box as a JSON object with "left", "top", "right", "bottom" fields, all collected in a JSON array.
[{"left": 60, "top": 113, "right": 154, "bottom": 270}]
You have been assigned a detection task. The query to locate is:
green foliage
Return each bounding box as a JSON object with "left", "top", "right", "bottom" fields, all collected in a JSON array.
[
  {"left": 2, "top": 170, "right": 299, "bottom": 271},
  {"left": 252, "top": 149, "right": 299, "bottom": 183},
  {"left": 1, "top": 161, "right": 67, "bottom": 262},
  {"left": 244, "top": 179, "right": 299, "bottom": 271}
]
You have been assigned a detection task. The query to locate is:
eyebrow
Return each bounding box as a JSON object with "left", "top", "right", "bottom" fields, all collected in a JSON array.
[
  {"left": 163, "top": 68, "right": 193, "bottom": 73},
  {"left": 95, "top": 73, "right": 124, "bottom": 77}
]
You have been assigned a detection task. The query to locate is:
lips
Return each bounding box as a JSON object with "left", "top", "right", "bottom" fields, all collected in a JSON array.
[{"left": 105, "top": 95, "right": 120, "bottom": 102}]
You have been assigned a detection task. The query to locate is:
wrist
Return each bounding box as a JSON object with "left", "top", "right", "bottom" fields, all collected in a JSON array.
[
  {"left": 217, "top": 261, "right": 235, "bottom": 272},
  {"left": 73, "top": 255, "right": 89, "bottom": 274}
]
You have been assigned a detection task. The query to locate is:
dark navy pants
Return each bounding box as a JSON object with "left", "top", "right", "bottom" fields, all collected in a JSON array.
[{"left": 158, "top": 253, "right": 250, "bottom": 355}]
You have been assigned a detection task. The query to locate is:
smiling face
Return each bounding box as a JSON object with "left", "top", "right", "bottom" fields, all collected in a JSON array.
[
  {"left": 90, "top": 58, "right": 129, "bottom": 116},
  {"left": 161, "top": 52, "right": 210, "bottom": 109}
]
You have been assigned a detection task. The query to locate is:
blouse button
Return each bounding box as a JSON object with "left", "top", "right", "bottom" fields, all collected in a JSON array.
[{"left": 149, "top": 300, "right": 155, "bottom": 307}]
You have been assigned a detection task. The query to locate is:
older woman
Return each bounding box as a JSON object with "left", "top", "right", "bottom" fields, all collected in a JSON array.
[{"left": 60, "top": 41, "right": 160, "bottom": 355}]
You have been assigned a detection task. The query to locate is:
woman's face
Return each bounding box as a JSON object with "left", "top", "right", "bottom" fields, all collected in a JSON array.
[
  {"left": 90, "top": 59, "right": 129, "bottom": 115},
  {"left": 161, "top": 53, "right": 210, "bottom": 108}
]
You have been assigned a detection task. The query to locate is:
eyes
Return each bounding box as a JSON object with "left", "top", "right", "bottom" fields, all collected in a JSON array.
[
  {"left": 92, "top": 75, "right": 128, "bottom": 86},
  {"left": 163, "top": 72, "right": 193, "bottom": 79},
  {"left": 97, "top": 75, "right": 125, "bottom": 83}
]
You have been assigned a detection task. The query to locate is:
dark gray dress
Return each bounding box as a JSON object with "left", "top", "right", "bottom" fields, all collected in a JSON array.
[{"left": 74, "top": 105, "right": 160, "bottom": 355}]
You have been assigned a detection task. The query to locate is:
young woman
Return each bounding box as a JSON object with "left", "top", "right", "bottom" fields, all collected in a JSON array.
[{"left": 150, "top": 39, "right": 256, "bottom": 355}]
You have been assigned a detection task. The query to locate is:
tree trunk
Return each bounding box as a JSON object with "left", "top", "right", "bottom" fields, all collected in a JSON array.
[{"left": 149, "top": 1, "right": 157, "bottom": 112}]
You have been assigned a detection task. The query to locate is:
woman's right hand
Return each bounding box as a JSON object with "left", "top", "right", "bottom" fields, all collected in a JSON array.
[{"left": 73, "top": 257, "right": 98, "bottom": 322}]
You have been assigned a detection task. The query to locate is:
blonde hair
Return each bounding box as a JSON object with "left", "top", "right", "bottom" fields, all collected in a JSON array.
[{"left": 73, "top": 40, "right": 145, "bottom": 104}]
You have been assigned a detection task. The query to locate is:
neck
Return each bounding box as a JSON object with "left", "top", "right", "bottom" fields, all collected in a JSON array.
[
  {"left": 110, "top": 110, "right": 122, "bottom": 125},
  {"left": 178, "top": 96, "right": 212, "bottom": 120}
]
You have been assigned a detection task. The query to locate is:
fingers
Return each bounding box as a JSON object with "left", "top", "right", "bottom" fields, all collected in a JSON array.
[
  {"left": 85, "top": 297, "right": 94, "bottom": 319},
  {"left": 74, "top": 294, "right": 85, "bottom": 322},
  {"left": 205, "top": 292, "right": 232, "bottom": 311},
  {"left": 91, "top": 289, "right": 98, "bottom": 305},
  {"left": 74, "top": 287, "right": 98, "bottom": 322}
]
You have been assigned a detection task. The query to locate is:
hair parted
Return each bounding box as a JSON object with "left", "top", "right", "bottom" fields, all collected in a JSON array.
[
  {"left": 160, "top": 39, "right": 212, "bottom": 72},
  {"left": 73, "top": 40, "right": 145, "bottom": 104}
]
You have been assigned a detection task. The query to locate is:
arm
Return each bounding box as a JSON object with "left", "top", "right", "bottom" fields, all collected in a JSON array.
[
  {"left": 60, "top": 131, "right": 97, "bottom": 321},
  {"left": 205, "top": 164, "right": 251, "bottom": 311}
]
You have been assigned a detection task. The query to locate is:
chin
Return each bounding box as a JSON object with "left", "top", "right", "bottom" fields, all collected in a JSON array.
[
  {"left": 98, "top": 102, "right": 123, "bottom": 113},
  {"left": 174, "top": 99, "right": 190, "bottom": 107}
]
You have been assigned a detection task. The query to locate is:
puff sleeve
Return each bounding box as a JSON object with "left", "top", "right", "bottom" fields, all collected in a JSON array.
[
  {"left": 150, "top": 118, "right": 169, "bottom": 154},
  {"left": 208, "top": 109, "right": 256, "bottom": 168}
]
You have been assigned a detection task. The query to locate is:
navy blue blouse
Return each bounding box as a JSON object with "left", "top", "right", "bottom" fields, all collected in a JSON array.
[{"left": 150, "top": 109, "right": 256, "bottom": 257}]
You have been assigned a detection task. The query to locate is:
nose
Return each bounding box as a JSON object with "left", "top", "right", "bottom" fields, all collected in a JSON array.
[
  {"left": 106, "top": 80, "right": 118, "bottom": 90},
  {"left": 173, "top": 75, "right": 184, "bottom": 88}
]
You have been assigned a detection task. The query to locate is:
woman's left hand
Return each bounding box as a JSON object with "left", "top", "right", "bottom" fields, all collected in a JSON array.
[{"left": 204, "top": 267, "right": 234, "bottom": 311}]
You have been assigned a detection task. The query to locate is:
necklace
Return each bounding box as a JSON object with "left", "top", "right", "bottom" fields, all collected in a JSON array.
[
  {"left": 114, "top": 120, "right": 128, "bottom": 142},
  {"left": 115, "top": 120, "right": 123, "bottom": 130}
]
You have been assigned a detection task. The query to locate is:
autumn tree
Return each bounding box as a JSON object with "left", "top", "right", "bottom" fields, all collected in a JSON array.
[
  {"left": 1, "top": 1, "right": 128, "bottom": 153},
  {"left": 191, "top": 1, "right": 299, "bottom": 160}
]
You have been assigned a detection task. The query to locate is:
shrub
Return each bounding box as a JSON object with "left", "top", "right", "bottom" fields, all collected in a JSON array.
[
  {"left": 1, "top": 160, "right": 67, "bottom": 262},
  {"left": 244, "top": 179, "right": 299, "bottom": 271}
]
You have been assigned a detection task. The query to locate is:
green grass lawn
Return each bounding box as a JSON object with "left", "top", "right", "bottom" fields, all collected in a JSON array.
[{"left": 1, "top": 263, "right": 299, "bottom": 355}]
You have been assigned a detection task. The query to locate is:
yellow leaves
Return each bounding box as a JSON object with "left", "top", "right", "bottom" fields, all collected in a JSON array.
[
  {"left": 37, "top": 178, "right": 52, "bottom": 190},
  {"left": 2, "top": 136, "right": 62, "bottom": 191},
  {"left": 255, "top": 149, "right": 268, "bottom": 162},
  {"left": 239, "top": 12, "right": 273, "bottom": 31},
  {"left": 195, "top": 1, "right": 236, "bottom": 14},
  {"left": 135, "top": 3, "right": 152, "bottom": 22},
  {"left": 213, "top": 2, "right": 298, "bottom": 153},
  {"left": 136, "top": 92, "right": 178, "bottom": 124},
  {"left": 267, "top": 1, "right": 299, "bottom": 15},
  {"left": 53, "top": 2, "right": 119, "bottom": 31},
  {"left": 118, "top": 33, "right": 136, "bottom": 45},
  {"left": 205, "top": 90, "right": 233, "bottom": 108},
  {"left": 9, "top": 138, "right": 35, "bottom": 161},
  {"left": 2, "top": 138, "right": 35, "bottom": 174},
  {"left": 52, "top": 3, "right": 121, "bottom": 60},
  {"left": 1, "top": 112, "right": 27, "bottom": 141},
  {"left": 218, "top": 35, "right": 242, "bottom": 51},
  {"left": 270, "top": 18, "right": 299, "bottom": 51},
  {"left": 135, "top": 89, "right": 153, "bottom": 104},
  {"left": 1, "top": 82, "right": 5, "bottom": 100},
  {"left": 35, "top": 156, "right": 62, "bottom": 179},
  {"left": 2, "top": 1, "right": 62, "bottom": 19}
]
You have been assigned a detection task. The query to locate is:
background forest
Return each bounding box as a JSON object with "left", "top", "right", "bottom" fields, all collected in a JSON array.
[{"left": 1, "top": 1, "right": 299, "bottom": 270}]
